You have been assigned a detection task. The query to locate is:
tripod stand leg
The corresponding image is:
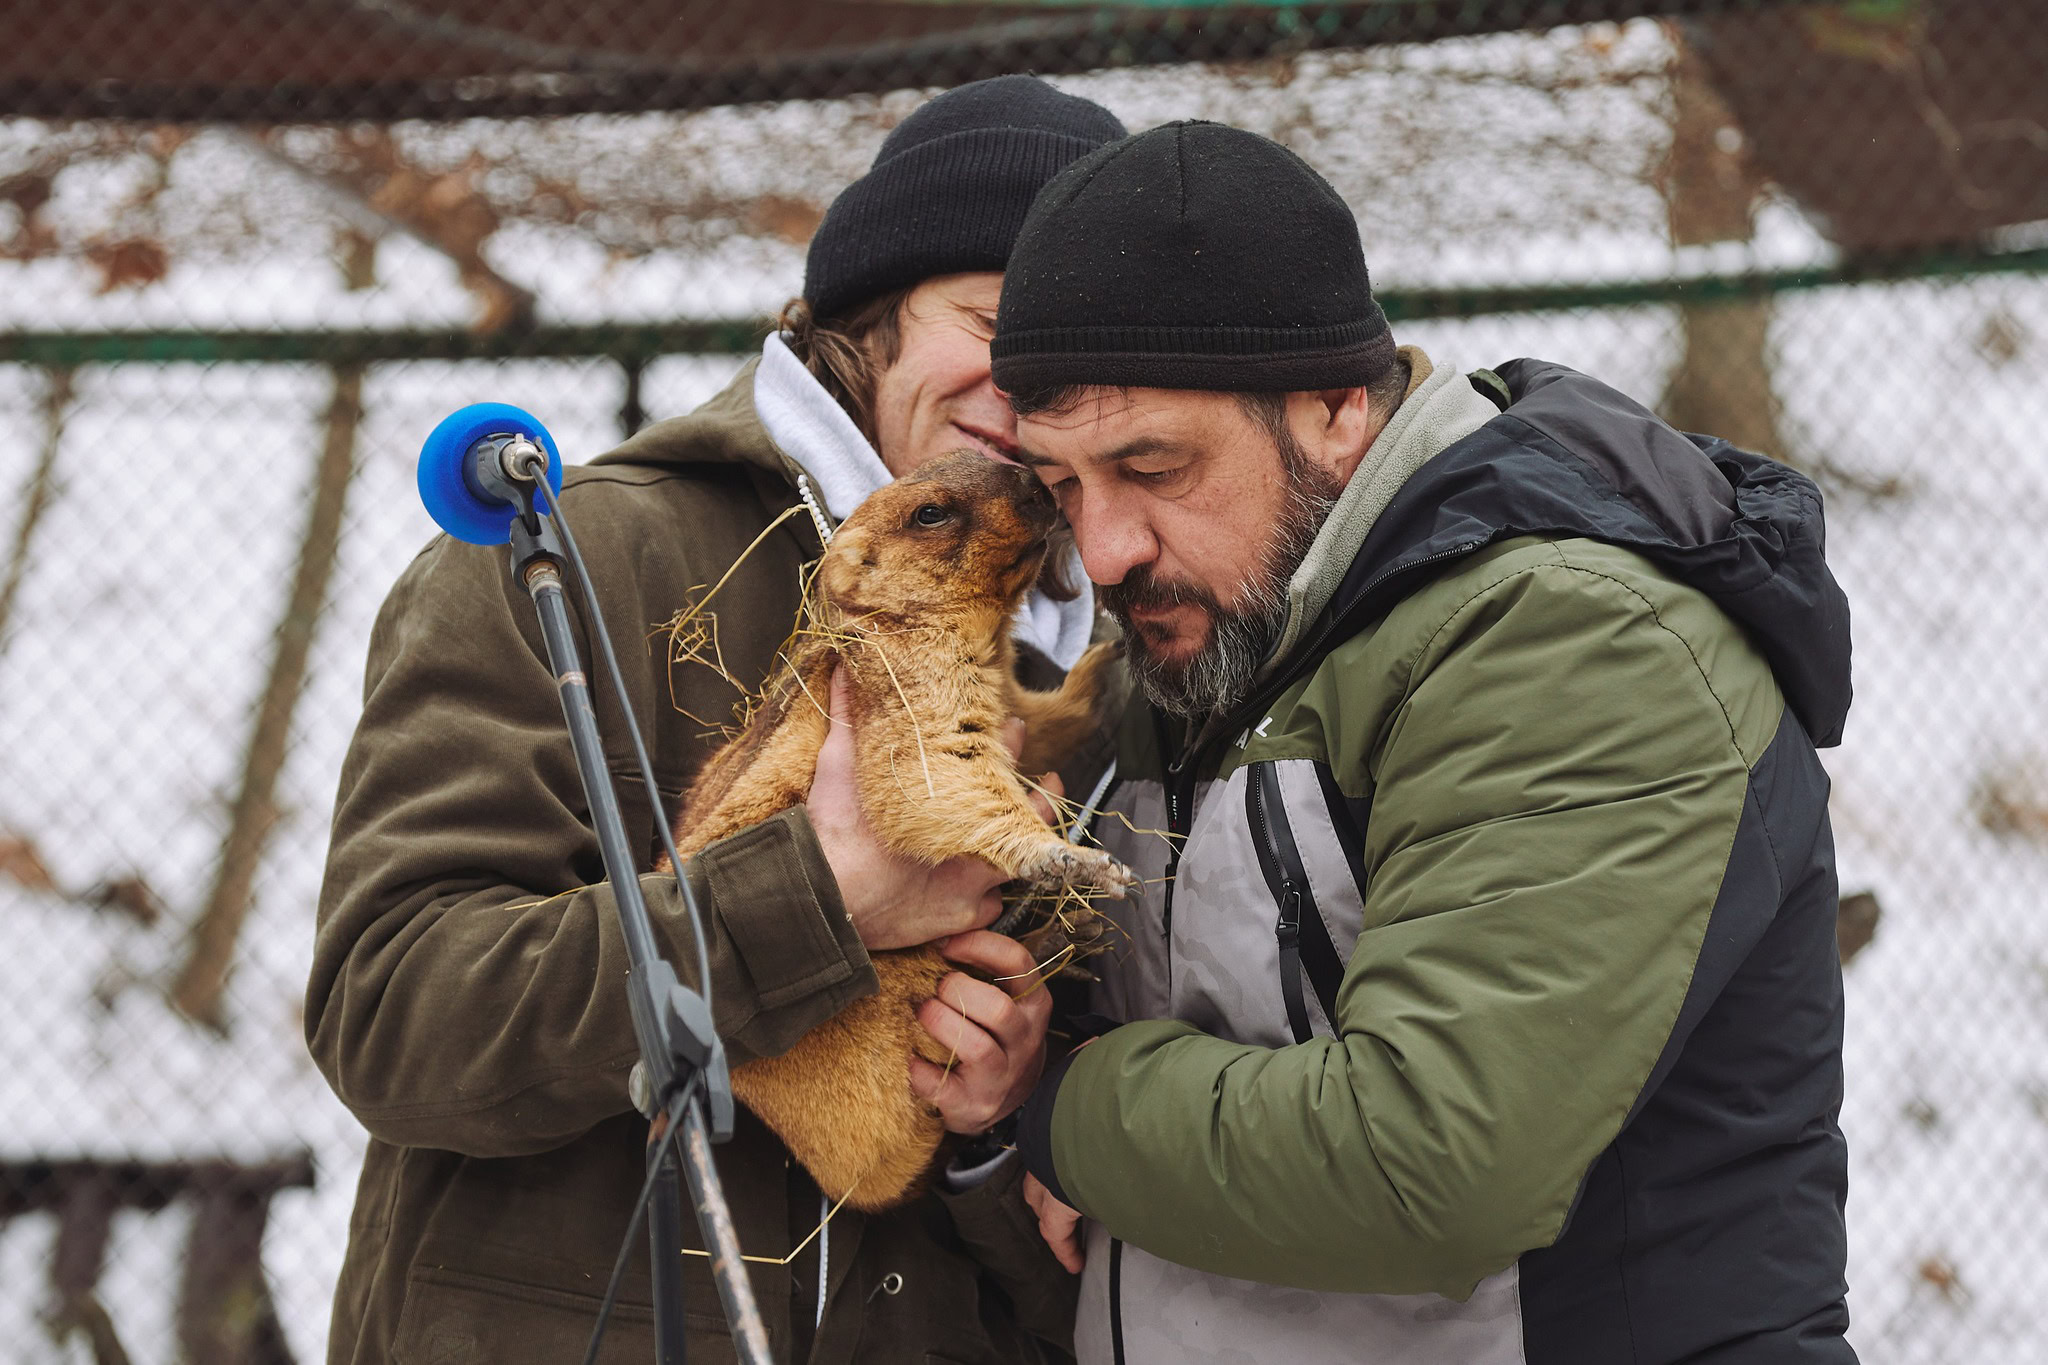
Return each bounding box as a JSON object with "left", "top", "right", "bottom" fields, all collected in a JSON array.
[
  {"left": 649, "top": 1141, "right": 690, "bottom": 1365},
  {"left": 681, "top": 1104, "right": 774, "bottom": 1360}
]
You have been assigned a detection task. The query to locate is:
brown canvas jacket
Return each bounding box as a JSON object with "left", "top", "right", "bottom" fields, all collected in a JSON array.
[{"left": 309, "top": 360, "right": 1080, "bottom": 1364}]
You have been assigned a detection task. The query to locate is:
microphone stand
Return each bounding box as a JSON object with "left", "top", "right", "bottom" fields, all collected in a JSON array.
[{"left": 493, "top": 453, "right": 771, "bottom": 1365}]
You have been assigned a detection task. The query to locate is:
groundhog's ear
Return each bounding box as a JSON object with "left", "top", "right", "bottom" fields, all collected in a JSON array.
[
  {"left": 818, "top": 527, "right": 876, "bottom": 608},
  {"left": 830, "top": 524, "right": 872, "bottom": 563}
]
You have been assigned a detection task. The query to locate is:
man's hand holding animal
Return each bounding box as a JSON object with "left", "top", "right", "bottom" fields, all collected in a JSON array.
[
  {"left": 806, "top": 669, "right": 1016, "bottom": 948},
  {"left": 910, "top": 928, "right": 1056, "bottom": 1134}
]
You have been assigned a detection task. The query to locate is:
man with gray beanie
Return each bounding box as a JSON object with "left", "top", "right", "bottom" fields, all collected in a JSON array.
[
  {"left": 310, "top": 76, "right": 1122, "bottom": 1365},
  {"left": 996, "top": 122, "right": 1857, "bottom": 1364}
]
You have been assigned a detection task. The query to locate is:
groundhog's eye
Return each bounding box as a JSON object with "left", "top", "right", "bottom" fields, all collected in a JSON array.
[{"left": 913, "top": 503, "right": 951, "bottom": 527}]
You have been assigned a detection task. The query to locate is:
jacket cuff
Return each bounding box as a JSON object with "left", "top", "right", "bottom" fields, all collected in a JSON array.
[
  {"left": 941, "top": 1146, "right": 1017, "bottom": 1193},
  {"left": 1017, "top": 1045, "right": 1085, "bottom": 1208},
  {"left": 664, "top": 807, "right": 877, "bottom": 1064},
  {"left": 692, "top": 806, "right": 868, "bottom": 1004},
  {"left": 935, "top": 1144, "right": 1040, "bottom": 1250}
]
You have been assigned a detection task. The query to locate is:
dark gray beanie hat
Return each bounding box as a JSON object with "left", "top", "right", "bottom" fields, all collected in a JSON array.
[
  {"left": 803, "top": 75, "right": 1127, "bottom": 322},
  {"left": 990, "top": 121, "right": 1396, "bottom": 395}
]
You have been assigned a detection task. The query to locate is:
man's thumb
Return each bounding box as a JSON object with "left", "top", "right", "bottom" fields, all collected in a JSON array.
[{"left": 827, "top": 664, "right": 852, "bottom": 727}]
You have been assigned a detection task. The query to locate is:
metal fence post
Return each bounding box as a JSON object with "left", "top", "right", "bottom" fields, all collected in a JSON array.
[{"left": 168, "top": 362, "right": 365, "bottom": 1033}]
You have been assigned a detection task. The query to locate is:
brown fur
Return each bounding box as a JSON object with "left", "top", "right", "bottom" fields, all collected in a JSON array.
[{"left": 663, "top": 452, "right": 1130, "bottom": 1210}]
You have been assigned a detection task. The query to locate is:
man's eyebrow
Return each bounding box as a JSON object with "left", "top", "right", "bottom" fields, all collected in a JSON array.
[{"left": 1014, "top": 435, "right": 1190, "bottom": 470}]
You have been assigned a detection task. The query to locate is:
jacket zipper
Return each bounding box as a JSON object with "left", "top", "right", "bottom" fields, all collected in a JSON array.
[
  {"left": 1154, "top": 712, "right": 1194, "bottom": 935},
  {"left": 1162, "top": 779, "right": 1188, "bottom": 933},
  {"left": 1246, "top": 761, "right": 1320, "bottom": 1044}
]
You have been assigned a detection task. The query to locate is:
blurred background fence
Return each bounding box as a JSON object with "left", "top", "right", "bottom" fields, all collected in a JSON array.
[{"left": 3, "top": 1, "right": 2046, "bottom": 1361}]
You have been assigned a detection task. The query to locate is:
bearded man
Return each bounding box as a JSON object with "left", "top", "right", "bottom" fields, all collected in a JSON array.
[
  {"left": 994, "top": 122, "right": 1858, "bottom": 1365},
  {"left": 310, "top": 77, "right": 1123, "bottom": 1365}
]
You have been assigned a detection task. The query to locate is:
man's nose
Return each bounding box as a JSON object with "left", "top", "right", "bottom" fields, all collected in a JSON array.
[{"left": 1071, "top": 495, "right": 1157, "bottom": 588}]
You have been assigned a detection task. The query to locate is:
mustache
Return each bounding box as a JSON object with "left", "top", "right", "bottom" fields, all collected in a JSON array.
[{"left": 1099, "top": 564, "right": 1225, "bottom": 621}]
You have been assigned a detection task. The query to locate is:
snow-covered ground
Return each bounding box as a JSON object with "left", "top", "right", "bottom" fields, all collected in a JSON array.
[{"left": 4, "top": 27, "right": 2047, "bottom": 1363}]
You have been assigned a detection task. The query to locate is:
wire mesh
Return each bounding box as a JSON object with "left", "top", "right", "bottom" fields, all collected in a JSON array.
[{"left": 2, "top": 2, "right": 2045, "bottom": 1362}]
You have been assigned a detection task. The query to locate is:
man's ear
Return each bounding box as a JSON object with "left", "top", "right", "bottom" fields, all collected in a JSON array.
[{"left": 1295, "top": 386, "right": 1372, "bottom": 464}]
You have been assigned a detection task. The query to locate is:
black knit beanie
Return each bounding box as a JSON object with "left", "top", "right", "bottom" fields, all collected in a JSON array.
[
  {"left": 803, "top": 76, "right": 1127, "bottom": 323},
  {"left": 990, "top": 121, "right": 1396, "bottom": 396}
]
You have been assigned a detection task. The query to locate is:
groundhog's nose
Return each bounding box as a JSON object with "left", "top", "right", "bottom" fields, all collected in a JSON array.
[
  {"left": 1002, "top": 458, "right": 1042, "bottom": 496},
  {"left": 1010, "top": 462, "right": 1057, "bottom": 521}
]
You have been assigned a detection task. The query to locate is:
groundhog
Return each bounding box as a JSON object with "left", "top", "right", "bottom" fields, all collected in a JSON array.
[{"left": 664, "top": 451, "right": 1131, "bottom": 1211}]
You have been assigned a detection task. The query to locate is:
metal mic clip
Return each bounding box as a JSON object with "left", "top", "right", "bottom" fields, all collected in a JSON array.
[
  {"left": 461, "top": 432, "right": 552, "bottom": 538},
  {"left": 466, "top": 432, "right": 548, "bottom": 505},
  {"left": 498, "top": 435, "right": 549, "bottom": 484}
]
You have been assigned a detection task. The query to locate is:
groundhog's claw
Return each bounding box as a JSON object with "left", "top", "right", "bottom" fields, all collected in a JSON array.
[{"left": 1015, "top": 841, "right": 1137, "bottom": 899}]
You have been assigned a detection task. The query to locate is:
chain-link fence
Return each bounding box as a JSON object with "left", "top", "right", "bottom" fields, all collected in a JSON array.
[{"left": 3, "top": 1, "right": 2045, "bottom": 1361}]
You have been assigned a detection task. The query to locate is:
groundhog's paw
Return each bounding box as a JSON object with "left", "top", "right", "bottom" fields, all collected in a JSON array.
[
  {"left": 1068, "top": 639, "right": 1125, "bottom": 702},
  {"left": 1015, "top": 840, "right": 1137, "bottom": 900},
  {"left": 1074, "top": 636, "right": 1126, "bottom": 672}
]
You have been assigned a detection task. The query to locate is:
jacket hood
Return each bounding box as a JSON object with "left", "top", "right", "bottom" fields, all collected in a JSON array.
[{"left": 1316, "top": 358, "right": 1853, "bottom": 746}]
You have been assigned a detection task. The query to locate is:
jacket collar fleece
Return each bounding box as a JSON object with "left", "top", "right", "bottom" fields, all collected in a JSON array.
[
  {"left": 1265, "top": 346, "right": 1503, "bottom": 669},
  {"left": 1213, "top": 356, "right": 1854, "bottom": 754}
]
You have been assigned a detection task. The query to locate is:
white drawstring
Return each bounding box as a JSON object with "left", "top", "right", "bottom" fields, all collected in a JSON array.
[
  {"left": 795, "top": 472, "right": 835, "bottom": 547},
  {"left": 815, "top": 1190, "right": 831, "bottom": 1328}
]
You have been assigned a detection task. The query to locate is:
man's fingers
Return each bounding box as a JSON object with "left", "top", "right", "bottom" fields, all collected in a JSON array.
[
  {"left": 1041, "top": 1206, "right": 1083, "bottom": 1274},
  {"left": 920, "top": 885, "right": 1003, "bottom": 941},
  {"left": 1000, "top": 716, "right": 1028, "bottom": 761},
  {"left": 1024, "top": 771, "right": 1067, "bottom": 826},
  {"left": 938, "top": 936, "right": 1056, "bottom": 1033},
  {"left": 910, "top": 1028, "right": 1000, "bottom": 1133},
  {"left": 908, "top": 1054, "right": 948, "bottom": 1105},
  {"left": 917, "top": 997, "right": 1002, "bottom": 1071},
  {"left": 1023, "top": 1174, "right": 1085, "bottom": 1274},
  {"left": 937, "top": 931, "right": 1050, "bottom": 1003},
  {"left": 934, "top": 971, "right": 1036, "bottom": 1052},
  {"left": 810, "top": 669, "right": 857, "bottom": 804},
  {"left": 827, "top": 666, "right": 853, "bottom": 726}
]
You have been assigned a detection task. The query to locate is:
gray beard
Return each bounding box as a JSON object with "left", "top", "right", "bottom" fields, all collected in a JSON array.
[{"left": 1115, "top": 445, "right": 1342, "bottom": 718}]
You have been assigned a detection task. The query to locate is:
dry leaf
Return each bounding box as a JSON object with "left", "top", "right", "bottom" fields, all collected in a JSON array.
[
  {"left": 747, "top": 194, "right": 825, "bottom": 247},
  {"left": 0, "top": 834, "right": 57, "bottom": 891},
  {"left": 1973, "top": 767, "right": 2048, "bottom": 842},
  {"left": 1975, "top": 310, "right": 2028, "bottom": 368},
  {"left": 1917, "top": 1256, "right": 1967, "bottom": 1304},
  {"left": 88, "top": 876, "right": 166, "bottom": 928},
  {"left": 84, "top": 237, "right": 170, "bottom": 293}
]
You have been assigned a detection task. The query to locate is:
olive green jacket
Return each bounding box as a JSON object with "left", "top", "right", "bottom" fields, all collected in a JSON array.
[{"left": 309, "top": 362, "right": 1079, "bottom": 1364}]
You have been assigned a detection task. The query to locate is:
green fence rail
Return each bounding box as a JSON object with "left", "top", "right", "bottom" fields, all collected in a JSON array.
[{"left": 6, "top": 245, "right": 2042, "bottom": 369}]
